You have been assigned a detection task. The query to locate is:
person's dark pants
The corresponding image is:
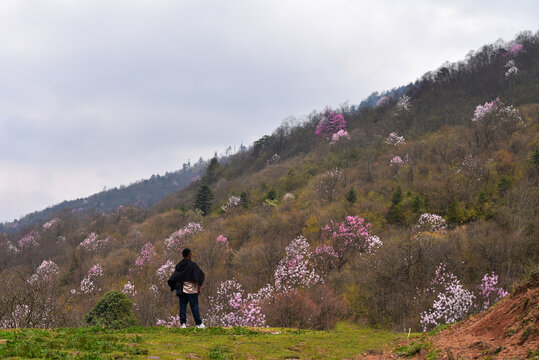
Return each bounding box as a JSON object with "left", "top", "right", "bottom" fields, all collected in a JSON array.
[{"left": 179, "top": 293, "right": 202, "bottom": 325}]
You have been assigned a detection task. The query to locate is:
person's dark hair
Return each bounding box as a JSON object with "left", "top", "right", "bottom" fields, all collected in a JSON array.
[{"left": 182, "top": 248, "right": 192, "bottom": 258}]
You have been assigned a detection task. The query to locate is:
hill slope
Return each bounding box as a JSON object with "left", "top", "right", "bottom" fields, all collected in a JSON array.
[
  {"left": 431, "top": 273, "right": 539, "bottom": 359},
  {"left": 0, "top": 162, "right": 205, "bottom": 233},
  {"left": 0, "top": 31, "right": 538, "bottom": 332}
]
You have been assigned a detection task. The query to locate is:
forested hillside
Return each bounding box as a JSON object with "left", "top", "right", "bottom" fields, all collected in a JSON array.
[
  {"left": 0, "top": 31, "right": 537, "bottom": 332},
  {"left": 0, "top": 161, "right": 205, "bottom": 233}
]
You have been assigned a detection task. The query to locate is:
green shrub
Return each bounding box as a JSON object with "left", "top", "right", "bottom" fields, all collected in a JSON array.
[{"left": 85, "top": 291, "right": 140, "bottom": 329}]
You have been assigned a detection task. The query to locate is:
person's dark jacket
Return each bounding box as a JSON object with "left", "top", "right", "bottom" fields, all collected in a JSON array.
[{"left": 167, "top": 259, "right": 205, "bottom": 296}]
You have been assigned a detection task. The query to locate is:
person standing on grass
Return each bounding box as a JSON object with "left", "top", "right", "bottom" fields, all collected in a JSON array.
[{"left": 168, "top": 248, "right": 206, "bottom": 328}]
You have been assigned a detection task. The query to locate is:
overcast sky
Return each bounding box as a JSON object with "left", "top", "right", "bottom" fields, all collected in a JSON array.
[{"left": 0, "top": 0, "right": 537, "bottom": 222}]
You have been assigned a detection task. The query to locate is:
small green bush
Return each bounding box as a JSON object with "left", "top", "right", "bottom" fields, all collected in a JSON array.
[{"left": 85, "top": 291, "right": 140, "bottom": 329}]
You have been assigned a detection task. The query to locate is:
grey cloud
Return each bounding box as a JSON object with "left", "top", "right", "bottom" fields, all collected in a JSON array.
[{"left": 0, "top": 0, "right": 537, "bottom": 221}]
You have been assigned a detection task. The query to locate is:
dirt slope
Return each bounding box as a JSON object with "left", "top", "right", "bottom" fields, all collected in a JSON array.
[{"left": 431, "top": 272, "right": 538, "bottom": 359}]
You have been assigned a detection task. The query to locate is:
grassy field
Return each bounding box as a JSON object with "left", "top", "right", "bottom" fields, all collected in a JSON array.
[{"left": 0, "top": 323, "right": 408, "bottom": 360}]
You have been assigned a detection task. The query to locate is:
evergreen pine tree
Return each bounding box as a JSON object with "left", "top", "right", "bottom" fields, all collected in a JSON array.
[
  {"left": 266, "top": 189, "right": 277, "bottom": 201},
  {"left": 194, "top": 184, "right": 214, "bottom": 216},
  {"left": 388, "top": 186, "right": 405, "bottom": 225},
  {"left": 345, "top": 188, "right": 357, "bottom": 204},
  {"left": 240, "top": 191, "right": 250, "bottom": 209},
  {"left": 446, "top": 198, "right": 461, "bottom": 224}
]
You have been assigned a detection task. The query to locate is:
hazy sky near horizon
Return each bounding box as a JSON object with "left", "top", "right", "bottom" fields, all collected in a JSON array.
[{"left": 0, "top": 1, "right": 537, "bottom": 222}]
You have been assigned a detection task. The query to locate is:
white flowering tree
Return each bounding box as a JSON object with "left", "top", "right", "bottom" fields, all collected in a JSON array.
[{"left": 420, "top": 264, "right": 475, "bottom": 331}]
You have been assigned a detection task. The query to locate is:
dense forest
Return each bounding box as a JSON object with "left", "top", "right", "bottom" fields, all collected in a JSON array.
[{"left": 0, "top": 31, "right": 537, "bottom": 332}]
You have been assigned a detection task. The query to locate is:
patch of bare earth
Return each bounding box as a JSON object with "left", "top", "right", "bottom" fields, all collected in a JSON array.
[
  {"left": 432, "top": 272, "right": 538, "bottom": 359},
  {"left": 360, "top": 272, "right": 539, "bottom": 359}
]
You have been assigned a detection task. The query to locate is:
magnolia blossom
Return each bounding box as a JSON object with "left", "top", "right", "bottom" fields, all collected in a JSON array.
[
  {"left": 190, "top": 175, "right": 201, "bottom": 183},
  {"left": 274, "top": 236, "right": 321, "bottom": 291},
  {"left": 420, "top": 264, "right": 475, "bottom": 331},
  {"left": 505, "top": 65, "right": 518, "bottom": 78},
  {"left": 156, "top": 260, "right": 175, "bottom": 282},
  {"left": 504, "top": 59, "right": 518, "bottom": 78},
  {"left": 156, "top": 315, "right": 183, "bottom": 328},
  {"left": 283, "top": 193, "right": 295, "bottom": 202},
  {"left": 18, "top": 230, "right": 40, "bottom": 250},
  {"left": 420, "top": 283, "right": 475, "bottom": 331},
  {"left": 321, "top": 216, "right": 381, "bottom": 258},
  {"left": 135, "top": 242, "right": 157, "bottom": 266},
  {"left": 315, "top": 111, "right": 347, "bottom": 137},
  {"left": 79, "top": 264, "right": 104, "bottom": 294},
  {"left": 376, "top": 95, "right": 390, "bottom": 107},
  {"left": 0, "top": 305, "right": 30, "bottom": 329},
  {"left": 149, "top": 284, "right": 159, "bottom": 295},
  {"left": 206, "top": 279, "right": 269, "bottom": 327},
  {"left": 385, "top": 132, "right": 405, "bottom": 146},
  {"left": 164, "top": 223, "right": 203, "bottom": 253},
  {"left": 395, "top": 95, "right": 411, "bottom": 112},
  {"left": 7, "top": 241, "right": 20, "bottom": 254},
  {"left": 472, "top": 98, "right": 503, "bottom": 122},
  {"left": 330, "top": 129, "right": 350, "bottom": 145},
  {"left": 42, "top": 218, "right": 60, "bottom": 230},
  {"left": 221, "top": 195, "right": 241, "bottom": 212},
  {"left": 507, "top": 43, "right": 523, "bottom": 57},
  {"left": 471, "top": 98, "right": 522, "bottom": 128},
  {"left": 29, "top": 260, "right": 60, "bottom": 284},
  {"left": 216, "top": 235, "right": 229, "bottom": 248},
  {"left": 122, "top": 281, "right": 137, "bottom": 297},
  {"left": 415, "top": 213, "right": 446, "bottom": 233},
  {"left": 266, "top": 153, "right": 281, "bottom": 166},
  {"left": 314, "top": 244, "right": 338, "bottom": 258},
  {"left": 79, "top": 232, "right": 111, "bottom": 252},
  {"left": 313, "top": 244, "right": 339, "bottom": 270},
  {"left": 390, "top": 155, "right": 405, "bottom": 167},
  {"left": 478, "top": 272, "right": 509, "bottom": 310}
]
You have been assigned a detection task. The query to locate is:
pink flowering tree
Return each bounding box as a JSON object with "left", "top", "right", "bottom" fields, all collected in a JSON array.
[
  {"left": 274, "top": 236, "right": 321, "bottom": 291},
  {"left": 315, "top": 110, "right": 347, "bottom": 138},
  {"left": 121, "top": 281, "right": 137, "bottom": 298},
  {"left": 79, "top": 232, "right": 111, "bottom": 253},
  {"left": 164, "top": 222, "right": 203, "bottom": 255},
  {"left": 471, "top": 98, "right": 522, "bottom": 149},
  {"left": 42, "top": 218, "right": 60, "bottom": 230},
  {"left": 135, "top": 242, "right": 157, "bottom": 267},
  {"left": 156, "top": 260, "right": 175, "bottom": 282},
  {"left": 420, "top": 264, "right": 475, "bottom": 331},
  {"left": 477, "top": 272, "right": 509, "bottom": 310},
  {"left": 29, "top": 260, "right": 60, "bottom": 284},
  {"left": 507, "top": 43, "right": 523, "bottom": 57},
  {"left": 312, "top": 244, "right": 339, "bottom": 274},
  {"left": 330, "top": 129, "right": 350, "bottom": 145},
  {"left": 390, "top": 155, "right": 406, "bottom": 167},
  {"left": 376, "top": 95, "right": 391, "bottom": 107},
  {"left": 385, "top": 132, "right": 406, "bottom": 146},
  {"left": 72, "top": 264, "right": 104, "bottom": 295},
  {"left": 321, "top": 216, "right": 382, "bottom": 270},
  {"left": 8, "top": 230, "right": 41, "bottom": 253},
  {"left": 156, "top": 315, "right": 183, "bottom": 328},
  {"left": 205, "top": 279, "right": 271, "bottom": 327},
  {"left": 221, "top": 195, "right": 241, "bottom": 212},
  {"left": 216, "top": 234, "right": 229, "bottom": 248},
  {"left": 19, "top": 230, "right": 40, "bottom": 249}
]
